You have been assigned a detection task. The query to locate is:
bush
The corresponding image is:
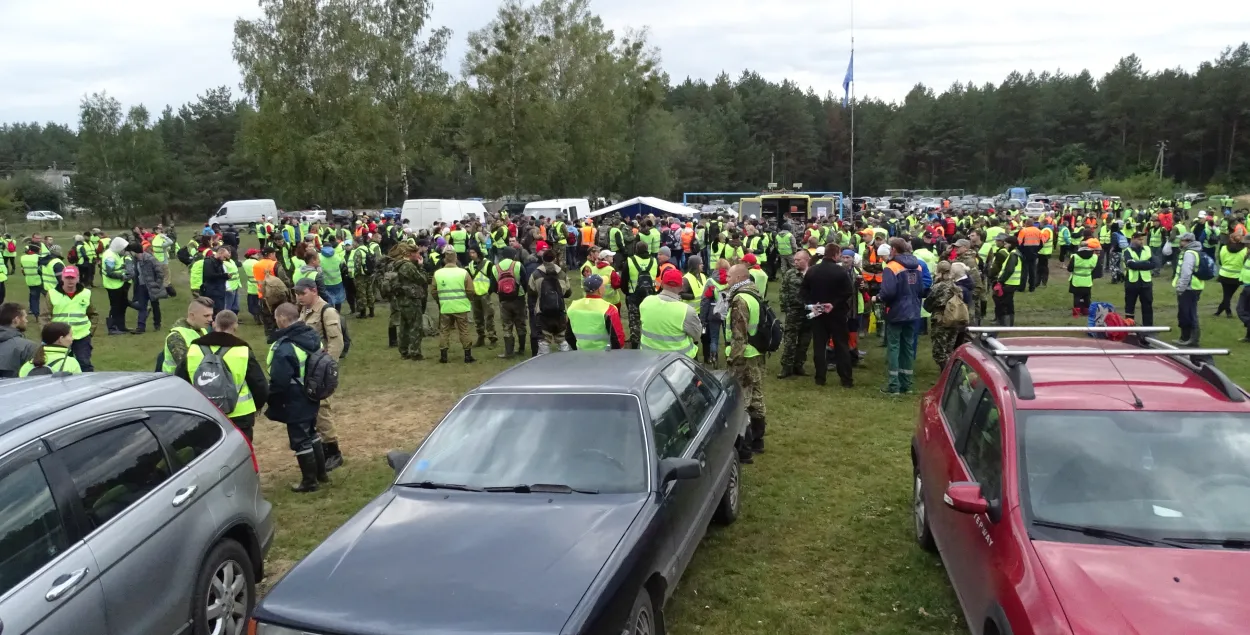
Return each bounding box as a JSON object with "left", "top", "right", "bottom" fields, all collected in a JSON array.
[{"left": 1098, "top": 173, "right": 1179, "bottom": 200}]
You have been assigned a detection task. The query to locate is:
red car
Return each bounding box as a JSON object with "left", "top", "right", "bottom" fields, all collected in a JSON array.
[{"left": 912, "top": 327, "right": 1250, "bottom": 635}]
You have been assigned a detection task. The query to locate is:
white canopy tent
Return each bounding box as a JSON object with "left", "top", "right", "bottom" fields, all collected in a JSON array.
[{"left": 585, "top": 196, "right": 695, "bottom": 220}]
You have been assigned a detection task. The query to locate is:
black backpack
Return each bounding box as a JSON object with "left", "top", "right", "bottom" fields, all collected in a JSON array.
[
  {"left": 630, "top": 256, "right": 656, "bottom": 300},
  {"left": 302, "top": 347, "right": 339, "bottom": 401},
  {"left": 190, "top": 345, "right": 240, "bottom": 413},
  {"left": 176, "top": 244, "right": 192, "bottom": 266},
  {"left": 739, "top": 290, "right": 783, "bottom": 354},
  {"left": 538, "top": 269, "right": 566, "bottom": 317}
]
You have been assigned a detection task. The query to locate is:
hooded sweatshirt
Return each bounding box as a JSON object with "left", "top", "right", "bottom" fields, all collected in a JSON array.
[
  {"left": 1176, "top": 241, "right": 1203, "bottom": 292},
  {"left": 0, "top": 326, "right": 38, "bottom": 378},
  {"left": 878, "top": 253, "right": 926, "bottom": 323},
  {"left": 264, "top": 321, "right": 322, "bottom": 424}
]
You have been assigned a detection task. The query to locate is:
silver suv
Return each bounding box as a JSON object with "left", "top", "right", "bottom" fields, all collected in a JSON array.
[{"left": 0, "top": 373, "right": 274, "bottom": 635}]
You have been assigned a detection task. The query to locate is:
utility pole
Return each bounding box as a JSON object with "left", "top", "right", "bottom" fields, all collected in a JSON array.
[
  {"left": 1154, "top": 140, "right": 1168, "bottom": 179},
  {"left": 770, "top": 152, "right": 775, "bottom": 184}
]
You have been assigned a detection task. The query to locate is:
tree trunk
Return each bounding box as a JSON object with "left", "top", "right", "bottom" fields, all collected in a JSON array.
[{"left": 1229, "top": 118, "right": 1238, "bottom": 177}]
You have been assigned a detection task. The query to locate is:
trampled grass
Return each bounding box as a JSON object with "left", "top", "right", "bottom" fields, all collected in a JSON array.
[{"left": 6, "top": 229, "right": 1249, "bottom": 634}]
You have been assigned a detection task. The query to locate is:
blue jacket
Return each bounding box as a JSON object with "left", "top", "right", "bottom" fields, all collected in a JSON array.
[
  {"left": 265, "top": 322, "right": 322, "bottom": 424},
  {"left": 878, "top": 253, "right": 927, "bottom": 323}
]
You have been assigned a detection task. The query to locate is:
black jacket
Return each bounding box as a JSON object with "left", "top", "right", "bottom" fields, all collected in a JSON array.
[
  {"left": 264, "top": 322, "right": 322, "bottom": 424},
  {"left": 202, "top": 257, "right": 229, "bottom": 295},
  {"left": 174, "top": 331, "right": 269, "bottom": 411},
  {"left": 800, "top": 261, "right": 854, "bottom": 317}
]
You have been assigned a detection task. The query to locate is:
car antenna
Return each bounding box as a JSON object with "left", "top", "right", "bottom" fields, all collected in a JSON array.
[{"left": 1101, "top": 343, "right": 1144, "bottom": 409}]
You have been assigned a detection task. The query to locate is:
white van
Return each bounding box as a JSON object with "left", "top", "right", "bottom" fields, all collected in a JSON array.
[
  {"left": 523, "top": 198, "right": 591, "bottom": 221},
  {"left": 209, "top": 199, "right": 279, "bottom": 229},
  {"left": 400, "top": 199, "right": 488, "bottom": 230}
]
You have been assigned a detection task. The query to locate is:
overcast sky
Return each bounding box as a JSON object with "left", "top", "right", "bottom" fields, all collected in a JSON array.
[{"left": 2, "top": 0, "right": 1248, "bottom": 126}]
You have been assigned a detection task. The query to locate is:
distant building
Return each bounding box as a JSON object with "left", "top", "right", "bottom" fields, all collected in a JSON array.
[{"left": 39, "top": 168, "right": 74, "bottom": 191}]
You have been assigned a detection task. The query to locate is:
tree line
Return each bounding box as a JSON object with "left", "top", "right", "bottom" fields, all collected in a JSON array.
[{"left": 1, "top": 0, "right": 1248, "bottom": 226}]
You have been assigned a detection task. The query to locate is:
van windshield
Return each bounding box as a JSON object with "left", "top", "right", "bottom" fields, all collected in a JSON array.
[{"left": 214, "top": 207, "right": 227, "bottom": 217}]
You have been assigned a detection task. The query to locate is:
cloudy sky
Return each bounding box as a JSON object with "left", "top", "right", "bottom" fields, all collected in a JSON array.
[{"left": 2, "top": 0, "right": 1248, "bottom": 126}]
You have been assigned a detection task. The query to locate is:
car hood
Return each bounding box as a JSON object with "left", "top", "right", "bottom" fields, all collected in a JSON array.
[
  {"left": 257, "top": 488, "right": 648, "bottom": 635},
  {"left": 1033, "top": 540, "right": 1250, "bottom": 634}
]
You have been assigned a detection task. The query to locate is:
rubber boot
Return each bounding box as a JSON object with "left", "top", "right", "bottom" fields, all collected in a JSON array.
[
  {"left": 749, "top": 417, "right": 766, "bottom": 453},
  {"left": 439, "top": 348, "right": 449, "bottom": 363},
  {"left": 388, "top": 326, "right": 397, "bottom": 348},
  {"left": 793, "top": 365, "right": 808, "bottom": 376},
  {"left": 737, "top": 438, "right": 755, "bottom": 464},
  {"left": 369, "top": 307, "right": 376, "bottom": 318},
  {"left": 290, "top": 453, "right": 320, "bottom": 493},
  {"left": 475, "top": 335, "right": 486, "bottom": 348},
  {"left": 464, "top": 349, "right": 476, "bottom": 364},
  {"left": 357, "top": 309, "right": 366, "bottom": 319},
  {"left": 311, "top": 440, "right": 330, "bottom": 484},
  {"left": 323, "top": 441, "right": 344, "bottom": 471},
  {"left": 498, "top": 337, "right": 515, "bottom": 359}
]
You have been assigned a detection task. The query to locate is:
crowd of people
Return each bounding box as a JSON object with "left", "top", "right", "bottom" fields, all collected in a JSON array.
[{"left": 2, "top": 194, "right": 1246, "bottom": 481}]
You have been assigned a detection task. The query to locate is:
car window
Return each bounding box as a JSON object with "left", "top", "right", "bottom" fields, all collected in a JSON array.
[
  {"left": 662, "top": 361, "right": 712, "bottom": 431},
  {"left": 0, "top": 461, "right": 69, "bottom": 597},
  {"left": 690, "top": 361, "right": 724, "bottom": 402},
  {"left": 647, "top": 378, "right": 694, "bottom": 459},
  {"left": 941, "top": 362, "right": 982, "bottom": 445},
  {"left": 961, "top": 392, "right": 1003, "bottom": 498},
  {"left": 147, "top": 411, "right": 224, "bottom": 472},
  {"left": 57, "top": 422, "right": 172, "bottom": 531}
]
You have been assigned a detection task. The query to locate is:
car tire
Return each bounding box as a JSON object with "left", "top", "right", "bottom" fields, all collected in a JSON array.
[
  {"left": 712, "top": 453, "right": 741, "bottom": 525},
  {"left": 192, "top": 539, "right": 255, "bottom": 635},
  {"left": 625, "top": 587, "right": 658, "bottom": 635},
  {"left": 914, "top": 463, "right": 937, "bottom": 553}
]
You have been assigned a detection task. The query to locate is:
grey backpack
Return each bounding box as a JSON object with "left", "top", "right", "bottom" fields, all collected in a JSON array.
[{"left": 191, "top": 345, "right": 239, "bottom": 413}]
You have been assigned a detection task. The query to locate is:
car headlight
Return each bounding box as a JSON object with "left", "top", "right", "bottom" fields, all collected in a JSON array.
[{"left": 252, "top": 621, "right": 321, "bottom": 635}]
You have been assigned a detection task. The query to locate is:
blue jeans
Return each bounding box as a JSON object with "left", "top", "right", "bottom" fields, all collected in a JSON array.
[
  {"left": 134, "top": 284, "right": 161, "bottom": 330},
  {"left": 226, "top": 289, "right": 240, "bottom": 314},
  {"left": 247, "top": 294, "right": 261, "bottom": 321},
  {"left": 29, "top": 288, "right": 42, "bottom": 318},
  {"left": 71, "top": 336, "right": 93, "bottom": 372}
]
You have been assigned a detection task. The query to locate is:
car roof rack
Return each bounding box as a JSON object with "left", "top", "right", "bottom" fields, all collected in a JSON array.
[{"left": 965, "top": 326, "right": 1241, "bottom": 402}]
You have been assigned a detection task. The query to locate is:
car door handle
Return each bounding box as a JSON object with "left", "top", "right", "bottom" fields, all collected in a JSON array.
[
  {"left": 172, "top": 485, "right": 198, "bottom": 507},
  {"left": 695, "top": 451, "right": 707, "bottom": 469},
  {"left": 45, "top": 568, "right": 88, "bottom": 602}
]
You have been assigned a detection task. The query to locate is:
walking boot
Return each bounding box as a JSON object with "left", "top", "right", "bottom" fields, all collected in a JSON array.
[
  {"left": 475, "top": 335, "right": 486, "bottom": 348},
  {"left": 439, "top": 348, "right": 449, "bottom": 363},
  {"left": 311, "top": 440, "right": 331, "bottom": 484},
  {"left": 1172, "top": 327, "right": 1192, "bottom": 347},
  {"left": 464, "top": 349, "right": 476, "bottom": 364},
  {"left": 489, "top": 337, "right": 498, "bottom": 349},
  {"left": 369, "top": 307, "right": 376, "bottom": 318},
  {"left": 776, "top": 368, "right": 793, "bottom": 379},
  {"left": 1188, "top": 327, "right": 1201, "bottom": 347},
  {"left": 749, "top": 418, "right": 766, "bottom": 454},
  {"left": 530, "top": 337, "right": 540, "bottom": 357},
  {"left": 290, "top": 453, "right": 320, "bottom": 493},
  {"left": 737, "top": 439, "right": 755, "bottom": 464},
  {"left": 388, "top": 326, "right": 398, "bottom": 348},
  {"left": 357, "top": 310, "right": 366, "bottom": 319},
  {"left": 498, "top": 337, "right": 515, "bottom": 359},
  {"left": 1241, "top": 327, "right": 1250, "bottom": 343},
  {"left": 323, "top": 441, "right": 344, "bottom": 471},
  {"left": 793, "top": 366, "right": 808, "bottom": 376}
]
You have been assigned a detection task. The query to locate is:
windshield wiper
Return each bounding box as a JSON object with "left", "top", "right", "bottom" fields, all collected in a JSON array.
[
  {"left": 398, "top": 480, "right": 483, "bottom": 492},
  {"left": 1032, "top": 519, "right": 1191, "bottom": 549},
  {"left": 483, "top": 483, "right": 599, "bottom": 494},
  {"left": 1162, "top": 537, "right": 1250, "bottom": 550}
]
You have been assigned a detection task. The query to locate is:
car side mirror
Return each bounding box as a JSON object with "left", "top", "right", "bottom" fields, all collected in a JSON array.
[
  {"left": 385, "top": 450, "right": 412, "bottom": 477},
  {"left": 659, "top": 457, "right": 701, "bottom": 485},
  {"left": 944, "top": 481, "right": 989, "bottom": 515}
]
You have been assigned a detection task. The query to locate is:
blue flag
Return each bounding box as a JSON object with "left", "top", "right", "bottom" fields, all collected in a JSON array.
[{"left": 842, "top": 51, "right": 854, "bottom": 108}]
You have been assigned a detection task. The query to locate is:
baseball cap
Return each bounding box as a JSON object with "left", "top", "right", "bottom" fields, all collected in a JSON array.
[
  {"left": 599, "top": 249, "right": 615, "bottom": 260},
  {"left": 993, "top": 233, "right": 1007, "bottom": 242},
  {"left": 61, "top": 265, "right": 80, "bottom": 279},
  {"left": 1180, "top": 232, "right": 1196, "bottom": 242},
  {"left": 954, "top": 239, "right": 971, "bottom": 248},
  {"left": 841, "top": 249, "right": 856, "bottom": 257},
  {"left": 293, "top": 278, "right": 318, "bottom": 293},
  {"left": 742, "top": 253, "right": 758, "bottom": 265},
  {"left": 659, "top": 268, "right": 683, "bottom": 287},
  {"left": 876, "top": 244, "right": 892, "bottom": 257},
  {"left": 583, "top": 274, "right": 603, "bottom": 293}
]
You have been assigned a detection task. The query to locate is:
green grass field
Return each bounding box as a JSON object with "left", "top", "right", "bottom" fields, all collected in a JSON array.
[{"left": 6, "top": 224, "right": 1250, "bottom": 635}]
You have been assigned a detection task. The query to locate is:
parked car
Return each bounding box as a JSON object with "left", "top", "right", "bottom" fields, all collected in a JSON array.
[
  {"left": 251, "top": 352, "right": 747, "bottom": 635},
  {"left": 25, "top": 210, "right": 63, "bottom": 222},
  {"left": 0, "top": 373, "right": 273, "bottom": 635},
  {"left": 1023, "top": 201, "right": 1047, "bottom": 217},
  {"left": 912, "top": 326, "right": 1250, "bottom": 635}
]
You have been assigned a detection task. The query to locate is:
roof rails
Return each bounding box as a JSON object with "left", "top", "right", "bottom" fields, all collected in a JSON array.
[{"left": 965, "top": 326, "right": 1242, "bottom": 402}]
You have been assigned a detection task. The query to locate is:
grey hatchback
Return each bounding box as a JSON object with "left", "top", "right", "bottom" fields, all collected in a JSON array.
[{"left": 0, "top": 373, "right": 274, "bottom": 635}]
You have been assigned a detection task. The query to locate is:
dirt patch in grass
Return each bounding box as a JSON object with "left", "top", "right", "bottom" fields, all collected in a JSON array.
[{"left": 1236, "top": 194, "right": 1250, "bottom": 207}]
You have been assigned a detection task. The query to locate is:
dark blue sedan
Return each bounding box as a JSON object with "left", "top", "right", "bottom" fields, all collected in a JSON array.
[{"left": 250, "top": 351, "right": 748, "bottom": 635}]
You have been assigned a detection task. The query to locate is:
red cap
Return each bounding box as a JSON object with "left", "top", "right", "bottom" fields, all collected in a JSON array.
[
  {"left": 61, "top": 265, "right": 80, "bottom": 278},
  {"left": 659, "top": 268, "right": 684, "bottom": 287},
  {"left": 742, "top": 253, "right": 758, "bottom": 265}
]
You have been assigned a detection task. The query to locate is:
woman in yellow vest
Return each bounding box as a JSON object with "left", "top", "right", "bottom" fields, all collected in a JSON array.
[
  {"left": 176, "top": 310, "right": 269, "bottom": 441},
  {"left": 19, "top": 322, "right": 82, "bottom": 377},
  {"left": 1214, "top": 236, "right": 1248, "bottom": 318},
  {"left": 567, "top": 275, "right": 625, "bottom": 350},
  {"left": 1066, "top": 239, "right": 1101, "bottom": 317},
  {"left": 589, "top": 250, "right": 622, "bottom": 308}
]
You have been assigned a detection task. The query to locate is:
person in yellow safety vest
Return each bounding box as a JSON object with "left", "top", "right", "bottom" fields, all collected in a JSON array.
[
  {"left": 448, "top": 224, "right": 470, "bottom": 266},
  {"left": 775, "top": 223, "right": 797, "bottom": 273},
  {"left": 1214, "top": 236, "right": 1248, "bottom": 318},
  {"left": 568, "top": 275, "right": 625, "bottom": 351},
  {"left": 1066, "top": 239, "right": 1100, "bottom": 317},
  {"left": 1173, "top": 233, "right": 1205, "bottom": 346},
  {"left": 639, "top": 268, "right": 701, "bottom": 358},
  {"left": 466, "top": 247, "right": 498, "bottom": 348},
  {"left": 223, "top": 255, "right": 241, "bottom": 315},
  {"left": 266, "top": 302, "right": 329, "bottom": 493},
  {"left": 744, "top": 230, "right": 770, "bottom": 271},
  {"left": 589, "top": 249, "right": 623, "bottom": 308},
  {"left": 151, "top": 227, "right": 171, "bottom": 265},
  {"left": 40, "top": 246, "right": 66, "bottom": 294},
  {"left": 256, "top": 217, "right": 270, "bottom": 246},
  {"left": 1236, "top": 236, "right": 1250, "bottom": 342},
  {"left": 1037, "top": 222, "right": 1054, "bottom": 288},
  {"left": 1123, "top": 231, "right": 1155, "bottom": 326},
  {"left": 0, "top": 242, "right": 6, "bottom": 304},
  {"left": 38, "top": 265, "right": 98, "bottom": 371},
  {"left": 725, "top": 263, "right": 766, "bottom": 461},
  {"left": 743, "top": 253, "right": 768, "bottom": 297},
  {"left": 18, "top": 322, "right": 83, "bottom": 377},
  {"left": 20, "top": 242, "right": 43, "bottom": 318},
  {"left": 176, "top": 309, "right": 269, "bottom": 440},
  {"left": 162, "top": 297, "right": 214, "bottom": 375},
  {"left": 2, "top": 233, "right": 16, "bottom": 276},
  {"left": 433, "top": 247, "right": 477, "bottom": 363},
  {"left": 638, "top": 220, "right": 661, "bottom": 258},
  {"left": 680, "top": 255, "right": 708, "bottom": 313},
  {"left": 241, "top": 249, "right": 262, "bottom": 325}
]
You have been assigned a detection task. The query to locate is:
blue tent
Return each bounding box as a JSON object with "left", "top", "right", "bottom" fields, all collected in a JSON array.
[{"left": 586, "top": 196, "right": 695, "bottom": 219}]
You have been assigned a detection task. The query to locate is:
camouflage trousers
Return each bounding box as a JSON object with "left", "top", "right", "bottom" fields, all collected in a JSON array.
[
  {"left": 439, "top": 311, "right": 474, "bottom": 350},
  {"left": 779, "top": 308, "right": 812, "bottom": 372},
  {"left": 397, "top": 299, "right": 426, "bottom": 357},
  {"left": 551, "top": 245, "right": 565, "bottom": 267},
  {"left": 356, "top": 277, "right": 376, "bottom": 314},
  {"left": 626, "top": 298, "right": 642, "bottom": 348},
  {"left": 931, "top": 325, "right": 962, "bottom": 370},
  {"left": 777, "top": 254, "right": 794, "bottom": 274},
  {"left": 390, "top": 299, "right": 401, "bottom": 328},
  {"left": 498, "top": 298, "right": 528, "bottom": 342},
  {"left": 471, "top": 295, "right": 497, "bottom": 341},
  {"left": 260, "top": 300, "right": 278, "bottom": 338},
  {"left": 728, "top": 355, "right": 766, "bottom": 419}
]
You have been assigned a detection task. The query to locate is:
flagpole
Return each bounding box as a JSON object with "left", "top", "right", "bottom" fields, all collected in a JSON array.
[{"left": 849, "top": 0, "right": 855, "bottom": 205}]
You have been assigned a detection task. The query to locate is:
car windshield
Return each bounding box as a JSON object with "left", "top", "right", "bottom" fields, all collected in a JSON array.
[
  {"left": 398, "top": 393, "right": 649, "bottom": 494},
  {"left": 1021, "top": 411, "right": 1250, "bottom": 543}
]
